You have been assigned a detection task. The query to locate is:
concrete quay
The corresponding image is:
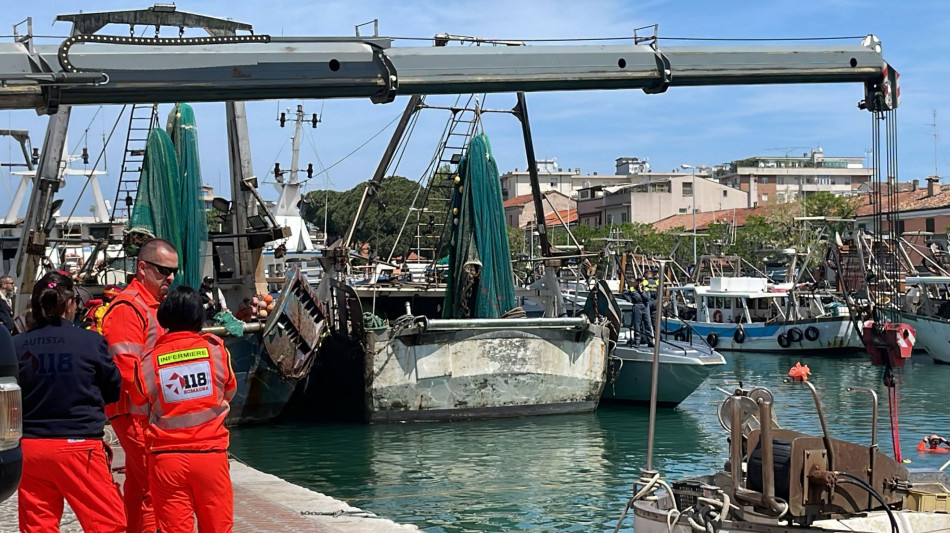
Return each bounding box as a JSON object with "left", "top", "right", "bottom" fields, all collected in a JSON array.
[{"left": 0, "top": 443, "right": 419, "bottom": 533}]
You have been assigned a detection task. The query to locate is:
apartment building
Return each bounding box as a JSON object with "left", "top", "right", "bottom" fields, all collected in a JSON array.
[
  {"left": 499, "top": 159, "right": 634, "bottom": 201},
  {"left": 715, "top": 148, "right": 872, "bottom": 206}
]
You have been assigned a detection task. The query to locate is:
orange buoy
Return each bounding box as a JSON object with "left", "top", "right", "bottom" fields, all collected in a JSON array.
[
  {"left": 263, "top": 294, "right": 274, "bottom": 304},
  {"left": 787, "top": 362, "right": 811, "bottom": 382}
]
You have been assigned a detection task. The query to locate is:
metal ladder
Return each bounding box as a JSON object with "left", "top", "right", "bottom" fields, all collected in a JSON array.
[
  {"left": 110, "top": 103, "right": 159, "bottom": 221},
  {"left": 400, "top": 102, "right": 481, "bottom": 269}
]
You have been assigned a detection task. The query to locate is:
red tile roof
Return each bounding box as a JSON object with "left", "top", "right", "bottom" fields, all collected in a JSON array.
[
  {"left": 651, "top": 184, "right": 950, "bottom": 231},
  {"left": 853, "top": 184, "right": 950, "bottom": 215},
  {"left": 543, "top": 209, "right": 578, "bottom": 226},
  {"left": 503, "top": 193, "right": 535, "bottom": 208}
]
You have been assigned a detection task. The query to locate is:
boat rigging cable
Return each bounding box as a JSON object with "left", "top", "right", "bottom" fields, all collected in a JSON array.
[{"left": 868, "top": 106, "right": 905, "bottom": 462}]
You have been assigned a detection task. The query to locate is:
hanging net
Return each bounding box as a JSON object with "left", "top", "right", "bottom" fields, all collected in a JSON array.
[
  {"left": 166, "top": 103, "right": 209, "bottom": 289},
  {"left": 125, "top": 103, "right": 209, "bottom": 289},
  {"left": 443, "top": 133, "right": 517, "bottom": 318},
  {"left": 127, "top": 128, "right": 182, "bottom": 257}
]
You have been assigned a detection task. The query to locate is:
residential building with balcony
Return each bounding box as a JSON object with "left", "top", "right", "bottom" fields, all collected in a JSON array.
[
  {"left": 576, "top": 170, "right": 748, "bottom": 227},
  {"left": 499, "top": 158, "right": 638, "bottom": 201},
  {"left": 715, "top": 148, "right": 872, "bottom": 206}
]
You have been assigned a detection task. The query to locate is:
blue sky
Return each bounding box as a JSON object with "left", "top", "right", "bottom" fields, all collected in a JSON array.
[{"left": 0, "top": 0, "right": 947, "bottom": 217}]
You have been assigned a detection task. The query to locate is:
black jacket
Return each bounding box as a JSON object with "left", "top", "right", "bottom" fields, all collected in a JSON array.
[
  {"left": 14, "top": 321, "right": 121, "bottom": 439},
  {"left": 0, "top": 298, "right": 13, "bottom": 334}
]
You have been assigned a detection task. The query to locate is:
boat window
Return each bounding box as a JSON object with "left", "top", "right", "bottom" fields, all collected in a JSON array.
[
  {"left": 758, "top": 299, "right": 769, "bottom": 310},
  {"left": 723, "top": 298, "right": 732, "bottom": 309},
  {"left": 622, "top": 310, "right": 634, "bottom": 327}
]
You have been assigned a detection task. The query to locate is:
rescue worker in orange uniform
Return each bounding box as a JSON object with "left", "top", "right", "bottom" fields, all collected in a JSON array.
[
  {"left": 131, "top": 285, "right": 236, "bottom": 532},
  {"left": 84, "top": 283, "right": 124, "bottom": 333},
  {"left": 101, "top": 238, "right": 178, "bottom": 532},
  {"left": 14, "top": 271, "right": 126, "bottom": 532}
]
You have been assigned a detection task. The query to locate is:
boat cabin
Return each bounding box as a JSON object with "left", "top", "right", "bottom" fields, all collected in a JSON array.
[{"left": 668, "top": 277, "right": 841, "bottom": 324}]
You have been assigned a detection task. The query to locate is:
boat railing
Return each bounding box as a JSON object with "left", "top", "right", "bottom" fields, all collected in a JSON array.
[{"left": 658, "top": 312, "right": 714, "bottom": 350}]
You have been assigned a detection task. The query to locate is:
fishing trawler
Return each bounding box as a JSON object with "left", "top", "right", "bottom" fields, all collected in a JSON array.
[
  {"left": 662, "top": 276, "right": 864, "bottom": 354},
  {"left": 309, "top": 92, "right": 610, "bottom": 422}
]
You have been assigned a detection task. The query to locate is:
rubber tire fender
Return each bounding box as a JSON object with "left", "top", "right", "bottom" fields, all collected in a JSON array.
[
  {"left": 788, "top": 328, "right": 803, "bottom": 343},
  {"left": 706, "top": 332, "right": 719, "bottom": 348},
  {"left": 804, "top": 326, "right": 820, "bottom": 342},
  {"left": 777, "top": 333, "right": 791, "bottom": 348},
  {"left": 733, "top": 328, "right": 746, "bottom": 344},
  {"left": 674, "top": 330, "right": 686, "bottom": 342}
]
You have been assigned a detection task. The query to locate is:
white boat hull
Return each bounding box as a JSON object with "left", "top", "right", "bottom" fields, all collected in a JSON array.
[
  {"left": 365, "top": 319, "right": 608, "bottom": 422},
  {"left": 900, "top": 311, "right": 950, "bottom": 363},
  {"left": 663, "top": 316, "right": 864, "bottom": 354}
]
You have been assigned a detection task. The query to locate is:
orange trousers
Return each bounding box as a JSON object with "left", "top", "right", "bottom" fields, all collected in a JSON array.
[
  {"left": 18, "top": 438, "right": 126, "bottom": 533},
  {"left": 149, "top": 451, "right": 232, "bottom": 533},
  {"left": 111, "top": 415, "right": 155, "bottom": 533}
]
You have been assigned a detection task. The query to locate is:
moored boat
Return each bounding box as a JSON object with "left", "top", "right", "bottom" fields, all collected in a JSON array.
[
  {"left": 663, "top": 277, "right": 864, "bottom": 354},
  {"left": 901, "top": 275, "right": 950, "bottom": 364},
  {"left": 602, "top": 341, "right": 724, "bottom": 406}
]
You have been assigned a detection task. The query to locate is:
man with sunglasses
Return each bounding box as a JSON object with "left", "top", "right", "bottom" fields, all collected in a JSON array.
[{"left": 101, "top": 238, "right": 179, "bottom": 533}]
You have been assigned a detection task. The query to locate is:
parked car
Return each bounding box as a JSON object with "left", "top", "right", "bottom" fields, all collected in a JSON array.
[{"left": 0, "top": 326, "right": 21, "bottom": 501}]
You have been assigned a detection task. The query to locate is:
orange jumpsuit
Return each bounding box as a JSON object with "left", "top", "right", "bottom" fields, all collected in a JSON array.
[
  {"left": 101, "top": 278, "right": 163, "bottom": 533},
  {"left": 132, "top": 331, "right": 237, "bottom": 533}
]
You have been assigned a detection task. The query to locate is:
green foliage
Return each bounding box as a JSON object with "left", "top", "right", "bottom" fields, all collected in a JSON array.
[
  {"left": 804, "top": 190, "right": 860, "bottom": 218},
  {"left": 300, "top": 178, "right": 850, "bottom": 275},
  {"left": 206, "top": 208, "right": 227, "bottom": 233},
  {"left": 507, "top": 225, "right": 527, "bottom": 258},
  {"left": 301, "top": 175, "right": 423, "bottom": 257}
]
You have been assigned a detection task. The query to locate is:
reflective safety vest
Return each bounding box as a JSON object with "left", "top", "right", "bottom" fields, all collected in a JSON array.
[
  {"left": 137, "top": 331, "right": 236, "bottom": 453},
  {"left": 101, "top": 281, "right": 163, "bottom": 418}
]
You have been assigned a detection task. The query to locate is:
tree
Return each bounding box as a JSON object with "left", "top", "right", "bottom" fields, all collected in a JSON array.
[{"left": 300, "top": 176, "right": 424, "bottom": 257}]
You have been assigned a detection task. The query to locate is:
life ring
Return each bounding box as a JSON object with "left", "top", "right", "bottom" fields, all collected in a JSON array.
[
  {"left": 706, "top": 332, "right": 719, "bottom": 348},
  {"left": 733, "top": 328, "right": 746, "bottom": 344},
  {"left": 804, "top": 326, "right": 820, "bottom": 342},
  {"left": 777, "top": 333, "right": 791, "bottom": 348},
  {"left": 712, "top": 310, "right": 723, "bottom": 323},
  {"left": 788, "top": 328, "right": 803, "bottom": 343}
]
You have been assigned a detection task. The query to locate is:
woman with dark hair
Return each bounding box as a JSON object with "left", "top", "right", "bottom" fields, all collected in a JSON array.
[
  {"left": 131, "top": 285, "right": 236, "bottom": 532},
  {"left": 13, "top": 271, "right": 125, "bottom": 532}
]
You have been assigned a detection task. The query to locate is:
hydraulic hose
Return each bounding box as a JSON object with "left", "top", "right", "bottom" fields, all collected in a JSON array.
[{"left": 836, "top": 471, "right": 899, "bottom": 533}]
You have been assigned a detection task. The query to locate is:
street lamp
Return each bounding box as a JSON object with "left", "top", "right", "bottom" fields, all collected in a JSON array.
[{"left": 681, "top": 164, "right": 697, "bottom": 265}]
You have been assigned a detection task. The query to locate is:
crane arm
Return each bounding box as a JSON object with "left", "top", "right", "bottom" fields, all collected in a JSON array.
[{"left": 0, "top": 33, "right": 897, "bottom": 113}]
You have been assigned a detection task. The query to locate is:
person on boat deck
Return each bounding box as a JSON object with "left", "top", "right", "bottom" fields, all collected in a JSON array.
[
  {"left": 131, "top": 285, "right": 236, "bottom": 533},
  {"left": 101, "top": 238, "right": 178, "bottom": 533},
  {"left": 200, "top": 276, "right": 228, "bottom": 322},
  {"left": 14, "top": 271, "right": 126, "bottom": 532},
  {"left": 629, "top": 286, "right": 652, "bottom": 346},
  {"left": 635, "top": 284, "right": 654, "bottom": 346}
]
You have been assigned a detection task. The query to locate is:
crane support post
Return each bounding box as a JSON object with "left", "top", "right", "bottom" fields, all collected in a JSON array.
[{"left": 0, "top": 32, "right": 896, "bottom": 112}]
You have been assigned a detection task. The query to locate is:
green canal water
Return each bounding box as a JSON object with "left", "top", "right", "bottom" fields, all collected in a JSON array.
[{"left": 230, "top": 352, "right": 950, "bottom": 532}]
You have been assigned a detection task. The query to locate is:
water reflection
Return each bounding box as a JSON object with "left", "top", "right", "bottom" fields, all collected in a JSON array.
[{"left": 230, "top": 351, "right": 950, "bottom": 532}]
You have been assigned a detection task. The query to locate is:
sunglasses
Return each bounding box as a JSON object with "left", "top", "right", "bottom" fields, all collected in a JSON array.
[{"left": 144, "top": 260, "right": 179, "bottom": 277}]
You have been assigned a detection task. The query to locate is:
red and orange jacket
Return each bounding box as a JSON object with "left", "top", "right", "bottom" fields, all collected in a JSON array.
[
  {"left": 131, "top": 331, "right": 236, "bottom": 453},
  {"left": 100, "top": 278, "right": 163, "bottom": 419}
]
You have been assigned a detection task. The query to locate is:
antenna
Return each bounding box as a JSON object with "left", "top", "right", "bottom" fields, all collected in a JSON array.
[{"left": 929, "top": 109, "right": 939, "bottom": 182}]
